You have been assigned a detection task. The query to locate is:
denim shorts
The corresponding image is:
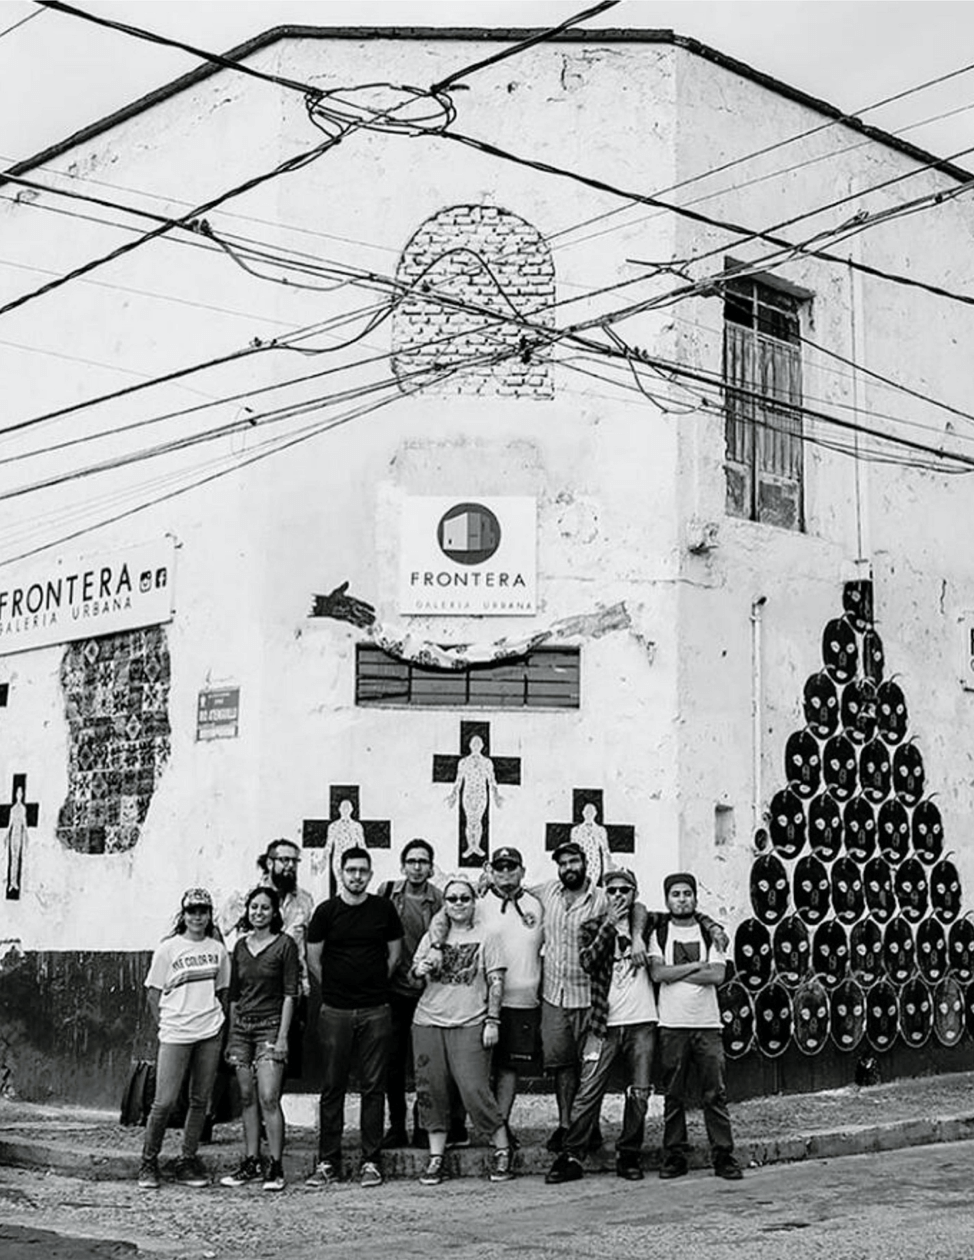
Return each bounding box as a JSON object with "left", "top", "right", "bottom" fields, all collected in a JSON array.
[{"left": 225, "top": 1020, "right": 287, "bottom": 1068}]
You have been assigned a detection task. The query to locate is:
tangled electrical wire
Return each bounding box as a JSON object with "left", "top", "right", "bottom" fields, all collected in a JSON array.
[{"left": 304, "top": 81, "right": 456, "bottom": 141}]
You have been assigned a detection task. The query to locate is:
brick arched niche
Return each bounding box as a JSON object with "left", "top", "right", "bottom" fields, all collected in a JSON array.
[{"left": 392, "top": 205, "right": 555, "bottom": 398}]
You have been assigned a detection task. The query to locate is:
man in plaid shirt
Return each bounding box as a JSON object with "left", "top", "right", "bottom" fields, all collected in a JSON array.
[{"left": 545, "top": 869, "right": 726, "bottom": 1184}]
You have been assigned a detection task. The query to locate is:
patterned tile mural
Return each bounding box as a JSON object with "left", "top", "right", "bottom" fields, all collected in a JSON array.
[
  {"left": 722, "top": 580, "right": 972, "bottom": 1061},
  {"left": 57, "top": 628, "right": 171, "bottom": 854}
]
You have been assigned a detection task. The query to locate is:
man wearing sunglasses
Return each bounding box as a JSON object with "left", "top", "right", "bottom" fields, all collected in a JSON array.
[
  {"left": 475, "top": 846, "right": 544, "bottom": 1133},
  {"left": 545, "top": 868, "right": 656, "bottom": 1184}
]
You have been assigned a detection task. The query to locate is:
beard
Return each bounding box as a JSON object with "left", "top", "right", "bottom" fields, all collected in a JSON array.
[
  {"left": 559, "top": 868, "right": 585, "bottom": 891},
  {"left": 271, "top": 868, "right": 297, "bottom": 895}
]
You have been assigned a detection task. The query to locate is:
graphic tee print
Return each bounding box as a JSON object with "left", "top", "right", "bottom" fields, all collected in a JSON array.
[
  {"left": 413, "top": 923, "right": 506, "bottom": 1028},
  {"left": 439, "top": 941, "right": 481, "bottom": 986}
]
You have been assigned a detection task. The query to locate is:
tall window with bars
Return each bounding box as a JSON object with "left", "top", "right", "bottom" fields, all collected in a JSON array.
[{"left": 723, "top": 276, "right": 806, "bottom": 531}]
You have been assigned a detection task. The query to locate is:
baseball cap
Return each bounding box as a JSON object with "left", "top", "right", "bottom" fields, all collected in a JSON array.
[
  {"left": 552, "top": 840, "right": 584, "bottom": 863},
  {"left": 182, "top": 887, "right": 213, "bottom": 910},
  {"left": 663, "top": 872, "right": 698, "bottom": 899},
  {"left": 604, "top": 868, "right": 637, "bottom": 892},
  {"left": 491, "top": 847, "right": 524, "bottom": 868}
]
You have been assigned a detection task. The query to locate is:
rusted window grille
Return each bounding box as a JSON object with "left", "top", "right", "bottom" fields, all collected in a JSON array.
[{"left": 355, "top": 645, "right": 580, "bottom": 709}]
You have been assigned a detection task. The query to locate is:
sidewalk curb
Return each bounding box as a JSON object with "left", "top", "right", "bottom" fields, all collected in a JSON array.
[{"left": 3, "top": 1113, "right": 974, "bottom": 1183}]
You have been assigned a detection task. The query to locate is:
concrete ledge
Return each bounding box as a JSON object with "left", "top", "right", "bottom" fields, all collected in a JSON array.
[
  {"left": 3, "top": 1111, "right": 974, "bottom": 1183},
  {"left": 742, "top": 1113, "right": 974, "bottom": 1168}
]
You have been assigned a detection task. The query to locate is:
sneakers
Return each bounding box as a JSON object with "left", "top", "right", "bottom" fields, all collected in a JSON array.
[
  {"left": 360, "top": 1160, "right": 383, "bottom": 1188},
  {"left": 263, "top": 1158, "right": 285, "bottom": 1192},
  {"left": 173, "top": 1155, "right": 209, "bottom": 1188},
  {"left": 489, "top": 1146, "right": 514, "bottom": 1182},
  {"left": 305, "top": 1160, "right": 338, "bottom": 1188},
  {"left": 545, "top": 1153, "right": 583, "bottom": 1185},
  {"left": 220, "top": 1155, "right": 263, "bottom": 1187},
  {"left": 137, "top": 1157, "right": 160, "bottom": 1190},
  {"left": 419, "top": 1155, "right": 445, "bottom": 1186}
]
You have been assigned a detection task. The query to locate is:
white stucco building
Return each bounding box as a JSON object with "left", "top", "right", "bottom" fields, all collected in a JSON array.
[{"left": 1, "top": 25, "right": 973, "bottom": 1100}]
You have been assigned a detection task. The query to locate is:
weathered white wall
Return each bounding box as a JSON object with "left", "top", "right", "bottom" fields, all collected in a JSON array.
[
  {"left": 2, "top": 29, "right": 972, "bottom": 963},
  {"left": 0, "top": 33, "right": 686, "bottom": 948},
  {"left": 668, "top": 49, "right": 974, "bottom": 921}
]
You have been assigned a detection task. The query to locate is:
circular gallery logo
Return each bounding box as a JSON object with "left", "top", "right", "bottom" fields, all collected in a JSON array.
[{"left": 437, "top": 502, "right": 501, "bottom": 565}]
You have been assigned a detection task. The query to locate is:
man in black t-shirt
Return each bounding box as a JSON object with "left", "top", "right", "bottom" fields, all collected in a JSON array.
[{"left": 306, "top": 846, "right": 403, "bottom": 1188}]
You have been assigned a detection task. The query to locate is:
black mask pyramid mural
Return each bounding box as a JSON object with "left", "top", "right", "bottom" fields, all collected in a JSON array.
[{"left": 720, "top": 579, "right": 974, "bottom": 1062}]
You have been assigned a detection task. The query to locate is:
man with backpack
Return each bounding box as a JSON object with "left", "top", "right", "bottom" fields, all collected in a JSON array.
[
  {"left": 377, "top": 837, "right": 465, "bottom": 1149},
  {"left": 649, "top": 871, "right": 743, "bottom": 1182}
]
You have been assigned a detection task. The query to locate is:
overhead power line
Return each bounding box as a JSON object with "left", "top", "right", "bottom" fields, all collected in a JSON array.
[
  {"left": 430, "top": 0, "right": 620, "bottom": 92},
  {"left": 551, "top": 96, "right": 974, "bottom": 255},
  {"left": 547, "top": 52, "right": 974, "bottom": 248},
  {"left": 568, "top": 331, "right": 974, "bottom": 473},
  {"left": 35, "top": 0, "right": 322, "bottom": 98},
  {"left": 439, "top": 129, "right": 974, "bottom": 321},
  {"left": 0, "top": 7, "right": 42, "bottom": 41},
  {"left": 3, "top": 173, "right": 970, "bottom": 473},
  {"left": 0, "top": 133, "right": 341, "bottom": 320},
  {"left": 0, "top": 342, "right": 522, "bottom": 567}
]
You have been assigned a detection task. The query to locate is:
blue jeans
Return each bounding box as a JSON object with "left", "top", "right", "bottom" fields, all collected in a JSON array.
[
  {"left": 659, "top": 1027, "right": 735, "bottom": 1164},
  {"left": 317, "top": 1003, "right": 392, "bottom": 1166},
  {"left": 564, "top": 1022, "right": 656, "bottom": 1160},
  {"left": 142, "top": 1033, "right": 222, "bottom": 1162}
]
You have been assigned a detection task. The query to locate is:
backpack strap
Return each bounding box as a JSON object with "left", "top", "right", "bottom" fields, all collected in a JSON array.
[{"left": 655, "top": 916, "right": 710, "bottom": 962}]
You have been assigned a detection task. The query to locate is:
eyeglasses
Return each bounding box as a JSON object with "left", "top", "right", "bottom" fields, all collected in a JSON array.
[
  {"left": 272, "top": 855, "right": 300, "bottom": 865},
  {"left": 404, "top": 857, "right": 432, "bottom": 866},
  {"left": 444, "top": 894, "right": 473, "bottom": 903},
  {"left": 606, "top": 887, "right": 633, "bottom": 897},
  {"left": 184, "top": 905, "right": 210, "bottom": 914},
  {"left": 492, "top": 862, "right": 519, "bottom": 872}
]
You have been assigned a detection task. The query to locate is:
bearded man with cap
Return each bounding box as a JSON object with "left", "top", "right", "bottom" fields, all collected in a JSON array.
[
  {"left": 649, "top": 871, "right": 743, "bottom": 1182},
  {"left": 475, "top": 846, "right": 544, "bottom": 1129}
]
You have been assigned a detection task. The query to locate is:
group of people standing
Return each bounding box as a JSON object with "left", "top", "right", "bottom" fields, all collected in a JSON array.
[{"left": 137, "top": 832, "right": 744, "bottom": 1191}]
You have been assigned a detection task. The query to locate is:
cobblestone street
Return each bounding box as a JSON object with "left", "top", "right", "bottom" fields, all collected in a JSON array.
[{"left": 5, "top": 1137, "right": 974, "bottom": 1260}]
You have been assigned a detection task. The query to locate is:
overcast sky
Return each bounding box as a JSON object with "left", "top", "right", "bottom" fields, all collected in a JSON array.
[{"left": 1, "top": 1, "right": 974, "bottom": 168}]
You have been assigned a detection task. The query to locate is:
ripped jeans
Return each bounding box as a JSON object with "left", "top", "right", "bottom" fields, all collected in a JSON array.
[{"left": 563, "top": 1021, "right": 656, "bottom": 1160}]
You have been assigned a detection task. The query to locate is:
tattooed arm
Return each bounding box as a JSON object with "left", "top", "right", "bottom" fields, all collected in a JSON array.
[{"left": 483, "top": 967, "right": 505, "bottom": 1049}]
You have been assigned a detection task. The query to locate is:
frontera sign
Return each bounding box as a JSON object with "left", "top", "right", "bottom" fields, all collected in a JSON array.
[
  {"left": 0, "top": 538, "right": 175, "bottom": 656},
  {"left": 400, "top": 497, "right": 536, "bottom": 615}
]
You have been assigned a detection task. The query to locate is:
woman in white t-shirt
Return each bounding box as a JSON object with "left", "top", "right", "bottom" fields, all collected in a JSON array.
[
  {"left": 410, "top": 874, "right": 513, "bottom": 1187},
  {"left": 138, "top": 888, "right": 230, "bottom": 1191}
]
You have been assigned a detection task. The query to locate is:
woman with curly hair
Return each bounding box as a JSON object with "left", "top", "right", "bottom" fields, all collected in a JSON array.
[{"left": 220, "top": 884, "right": 299, "bottom": 1192}]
